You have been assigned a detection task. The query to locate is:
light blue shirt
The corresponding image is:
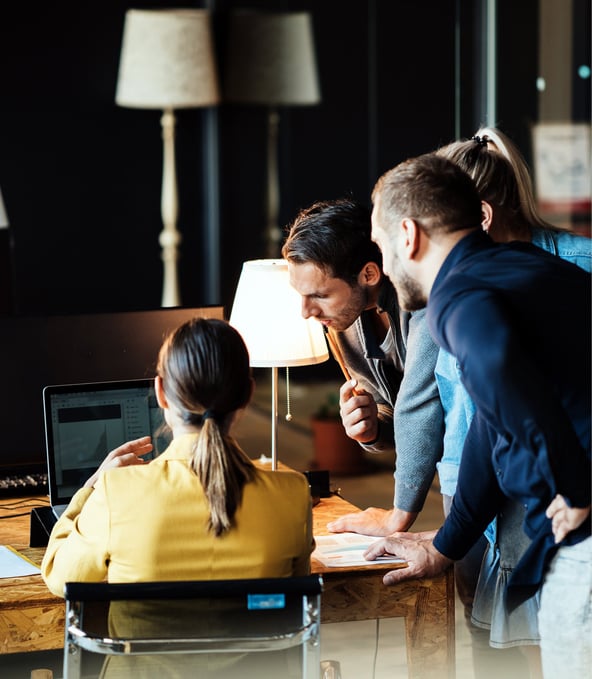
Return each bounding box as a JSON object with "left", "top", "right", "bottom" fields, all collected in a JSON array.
[{"left": 434, "top": 227, "right": 592, "bottom": 544}]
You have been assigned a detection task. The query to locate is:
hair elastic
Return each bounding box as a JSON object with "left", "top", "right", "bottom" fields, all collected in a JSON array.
[
  {"left": 202, "top": 409, "right": 218, "bottom": 421},
  {"left": 471, "top": 135, "right": 489, "bottom": 146}
]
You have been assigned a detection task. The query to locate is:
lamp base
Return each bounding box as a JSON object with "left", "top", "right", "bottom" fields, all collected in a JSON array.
[
  {"left": 265, "top": 108, "right": 281, "bottom": 259},
  {"left": 160, "top": 108, "right": 182, "bottom": 308}
]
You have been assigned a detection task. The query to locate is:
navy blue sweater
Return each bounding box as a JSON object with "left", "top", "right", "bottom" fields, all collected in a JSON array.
[{"left": 431, "top": 231, "right": 591, "bottom": 603}]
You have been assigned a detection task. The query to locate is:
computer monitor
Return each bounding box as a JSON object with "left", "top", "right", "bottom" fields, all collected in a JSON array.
[{"left": 0, "top": 307, "right": 224, "bottom": 475}]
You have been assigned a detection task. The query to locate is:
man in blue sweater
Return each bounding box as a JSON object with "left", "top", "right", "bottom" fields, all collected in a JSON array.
[{"left": 365, "top": 153, "right": 591, "bottom": 677}]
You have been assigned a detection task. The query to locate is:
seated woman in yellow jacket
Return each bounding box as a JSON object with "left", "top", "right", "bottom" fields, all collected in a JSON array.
[{"left": 41, "top": 317, "right": 314, "bottom": 597}]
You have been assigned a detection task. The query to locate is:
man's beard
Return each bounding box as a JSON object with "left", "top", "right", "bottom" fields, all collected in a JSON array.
[
  {"left": 328, "top": 284, "right": 370, "bottom": 332},
  {"left": 391, "top": 262, "right": 426, "bottom": 312}
]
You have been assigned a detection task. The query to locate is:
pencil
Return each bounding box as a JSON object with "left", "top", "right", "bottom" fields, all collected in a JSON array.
[{"left": 324, "top": 328, "right": 359, "bottom": 394}]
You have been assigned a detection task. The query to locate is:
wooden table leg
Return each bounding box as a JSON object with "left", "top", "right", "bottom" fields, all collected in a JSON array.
[
  {"left": 319, "top": 566, "right": 455, "bottom": 679},
  {"left": 405, "top": 567, "right": 455, "bottom": 679}
]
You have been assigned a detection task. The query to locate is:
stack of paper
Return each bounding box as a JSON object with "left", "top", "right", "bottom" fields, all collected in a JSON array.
[
  {"left": 0, "top": 545, "right": 41, "bottom": 578},
  {"left": 312, "top": 533, "right": 406, "bottom": 568}
]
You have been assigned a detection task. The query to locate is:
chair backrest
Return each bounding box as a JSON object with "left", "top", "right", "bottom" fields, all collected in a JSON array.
[{"left": 63, "top": 575, "right": 323, "bottom": 679}]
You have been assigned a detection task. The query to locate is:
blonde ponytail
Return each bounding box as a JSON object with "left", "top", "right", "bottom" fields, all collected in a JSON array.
[
  {"left": 192, "top": 414, "right": 255, "bottom": 536},
  {"left": 157, "top": 318, "right": 255, "bottom": 537}
]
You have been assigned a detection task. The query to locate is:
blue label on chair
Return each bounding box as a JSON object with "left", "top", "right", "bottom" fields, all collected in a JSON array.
[{"left": 247, "top": 593, "right": 286, "bottom": 610}]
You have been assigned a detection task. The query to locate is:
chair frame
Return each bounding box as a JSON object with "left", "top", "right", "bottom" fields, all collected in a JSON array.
[{"left": 63, "top": 575, "right": 323, "bottom": 679}]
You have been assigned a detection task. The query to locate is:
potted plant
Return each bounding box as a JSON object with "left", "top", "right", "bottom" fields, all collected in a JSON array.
[{"left": 310, "top": 392, "right": 369, "bottom": 475}]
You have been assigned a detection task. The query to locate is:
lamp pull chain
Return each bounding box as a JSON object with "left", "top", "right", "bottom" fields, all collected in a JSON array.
[{"left": 285, "top": 367, "right": 293, "bottom": 422}]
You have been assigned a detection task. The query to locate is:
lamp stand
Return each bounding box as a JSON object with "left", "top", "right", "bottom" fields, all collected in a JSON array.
[
  {"left": 270, "top": 365, "right": 279, "bottom": 470},
  {"left": 265, "top": 107, "right": 281, "bottom": 258},
  {"left": 160, "top": 108, "right": 182, "bottom": 307}
]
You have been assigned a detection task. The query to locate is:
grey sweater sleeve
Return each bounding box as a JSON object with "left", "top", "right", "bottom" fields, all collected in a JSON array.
[{"left": 393, "top": 309, "right": 444, "bottom": 513}]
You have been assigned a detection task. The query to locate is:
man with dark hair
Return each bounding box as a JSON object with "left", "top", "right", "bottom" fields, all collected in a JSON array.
[
  {"left": 282, "top": 197, "right": 444, "bottom": 534},
  {"left": 365, "top": 153, "right": 591, "bottom": 677}
]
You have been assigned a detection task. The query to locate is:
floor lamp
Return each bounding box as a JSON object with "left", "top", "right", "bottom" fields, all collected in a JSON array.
[
  {"left": 115, "top": 9, "right": 220, "bottom": 307},
  {"left": 224, "top": 11, "right": 320, "bottom": 258},
  {"left": 0, "top": 188, "right": 8, "bottom": 230},
  {"left": 229, "top": 259, "right": 329, "bottom": 470}
]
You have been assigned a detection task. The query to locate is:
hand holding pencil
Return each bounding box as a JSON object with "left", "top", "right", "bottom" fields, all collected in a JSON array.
[{"left": 324, "top": 327, "right": 380, "bottom": 444}]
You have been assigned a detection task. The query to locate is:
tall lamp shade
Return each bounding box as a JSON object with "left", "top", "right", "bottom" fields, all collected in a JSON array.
[
  {"left": 229, "top": 259, "right": 328, "bottom": 469},
  {"left": 224, "top": 11, "right": 320, "bottom": 258},
  {"left": 224, "top": 11, "right": 320, "bottom": 106},
  {"left": 116, "top": 9, "right": 219, "bottom": 307}
]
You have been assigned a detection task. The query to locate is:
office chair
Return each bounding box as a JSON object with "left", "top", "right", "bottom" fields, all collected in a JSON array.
[{"left": 63, "top": 575, "right": 323, "bottom": 679}]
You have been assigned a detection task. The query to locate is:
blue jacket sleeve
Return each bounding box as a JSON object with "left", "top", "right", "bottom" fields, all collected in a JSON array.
[{"left": 434, "top": 411, "right": 504, "bottom": 559}]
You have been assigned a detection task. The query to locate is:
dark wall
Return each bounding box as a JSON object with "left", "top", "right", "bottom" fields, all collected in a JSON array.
[
  {"left": 0, "top": 0, "right": 196, "bottom": 315},
  {"left": 496, "top": 0, "right": 540, "bottom": 156},
  {"left": 216, "top": 0, "right": 459, "bottom": 311},
  {"left": 0, "top": 0, "right": 523, "bottom": 318}
]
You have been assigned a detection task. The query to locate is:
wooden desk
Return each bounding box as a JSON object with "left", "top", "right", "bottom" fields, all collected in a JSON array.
[
  {"left": 0, "top": 496, "right": 63, "bottom": 654},
  {"left": 312, "top": 495, "right": 455, "bottom": 678},
  {"left": 0, "top": 494, "right": 454, "bottom": 678}
]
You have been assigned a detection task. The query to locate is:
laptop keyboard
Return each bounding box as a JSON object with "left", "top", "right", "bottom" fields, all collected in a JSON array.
[{"left": 0, "top": 472, "right": 48, "bottom": 498}]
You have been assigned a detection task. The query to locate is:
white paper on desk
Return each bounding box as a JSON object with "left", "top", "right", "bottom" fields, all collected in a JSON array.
[
  {"left": 312, "top": 533, "right": 406, "bottom": 568},
  {"left": 0, "top": 545, "right": 41, "bottom": 578}
]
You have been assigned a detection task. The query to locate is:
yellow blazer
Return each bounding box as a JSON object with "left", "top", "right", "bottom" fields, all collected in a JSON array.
[{"left": 42, "top": 433, "right": 313, "bottom": 597}]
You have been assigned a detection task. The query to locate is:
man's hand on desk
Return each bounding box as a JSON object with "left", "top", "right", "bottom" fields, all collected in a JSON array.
[
  {"left": 363, "top": 530, "right": 452, "bottom": 585},
  {"left": 327, "top": 507, "right": 418, "bottom": 536}
]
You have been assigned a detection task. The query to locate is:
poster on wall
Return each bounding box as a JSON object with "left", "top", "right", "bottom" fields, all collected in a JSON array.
[{"left": 532, "top": 123, "right": 591, "bottom": 234}]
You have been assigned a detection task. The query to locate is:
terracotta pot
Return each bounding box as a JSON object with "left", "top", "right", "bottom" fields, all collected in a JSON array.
[{"left": 310, "top": 418, "right": 369, "bottom": 475}]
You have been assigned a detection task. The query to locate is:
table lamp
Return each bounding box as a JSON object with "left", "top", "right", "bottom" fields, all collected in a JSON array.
[
  {"left": 229, "top": 259, "right": 329, "bottom": 470},
  {"left": 115, "top": 9, "right": 220, "bottom": 307},
  {"left": 224, "top": 11, "right": 320, "bottom": 258}
]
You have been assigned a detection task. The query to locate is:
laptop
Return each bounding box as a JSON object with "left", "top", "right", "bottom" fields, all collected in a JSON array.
[{"left": 44, "top": 378, "right": 172, "bottom": 519}]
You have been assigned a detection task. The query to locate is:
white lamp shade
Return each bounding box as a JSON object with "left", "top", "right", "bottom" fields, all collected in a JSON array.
[
  {"left": 0, "top": 188, "right": 8, "bottom": 229},
  {"left": 229, "top": 259, "right": 329, "bottom": 368},
  {"left": 116, "top": 9, "right": 220, "bottom": 109},
  {"left": 224, "top": 11, "right": 320, "bottom": 106}
]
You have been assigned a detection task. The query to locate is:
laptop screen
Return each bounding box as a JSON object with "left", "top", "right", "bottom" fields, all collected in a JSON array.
[
  {"left": 44, "top": 379, "right": 172, "bottom": 507},
  {"left": 0, "top": 307, "right": 224, "bottom": 476}
]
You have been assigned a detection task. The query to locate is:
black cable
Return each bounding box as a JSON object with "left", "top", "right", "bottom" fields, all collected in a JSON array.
[
  {"left": 1, "top": 498, "right": 49, "bottom": 509},
  {"left": 0, "top": 512, "right": 30, "bottom": 519},
  {"left": 0, "top": 497, "right": 49, "bottom": 519}
]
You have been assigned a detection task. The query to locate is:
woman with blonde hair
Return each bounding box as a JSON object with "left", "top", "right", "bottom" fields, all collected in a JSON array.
[
  {"left": 42, "top": 317, "right": 313, "bottom": 596},
  {"left": 438, "top": 126, "right": 590, "bottom": 265}
]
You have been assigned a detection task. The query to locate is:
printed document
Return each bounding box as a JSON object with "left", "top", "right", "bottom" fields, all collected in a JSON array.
[{"left": 312, "top": 533, "right": 407, "bottom": 568}]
